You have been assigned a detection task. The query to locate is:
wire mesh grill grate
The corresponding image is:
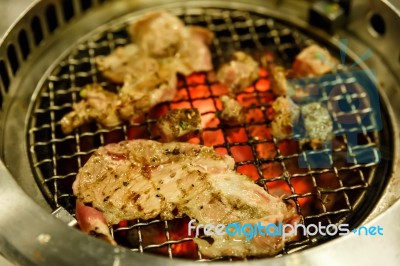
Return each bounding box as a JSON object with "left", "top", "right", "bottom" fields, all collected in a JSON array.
[{"left": 27, "top": 7, "right": 385, "bottom": 260}]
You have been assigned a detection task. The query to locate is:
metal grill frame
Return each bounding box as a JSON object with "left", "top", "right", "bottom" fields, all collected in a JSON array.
[{"left": 27, "top": 7, "right": 386, "bottom": 261}]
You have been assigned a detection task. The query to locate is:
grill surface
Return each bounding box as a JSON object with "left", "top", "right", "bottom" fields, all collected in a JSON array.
[{"left": 27, "top": 7, "right": 390, "bottom": 260}]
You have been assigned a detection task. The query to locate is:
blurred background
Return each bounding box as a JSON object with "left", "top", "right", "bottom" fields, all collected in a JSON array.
[{"left": 0, "top": 0, "right": 33, "bottom": 37}]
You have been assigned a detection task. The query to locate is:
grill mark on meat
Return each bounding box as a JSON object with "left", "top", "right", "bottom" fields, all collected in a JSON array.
[
  {"left": 128, "top": 192, "right": 140, "bottom": 202},
  {"left": 208, "top": 191, "right": 242, "bottom": 223},
  {"left": 110, "top": 153, "right": 126, "bottom": 161},
  {"left": 141, "top": 165, "right": 152, "bottom": 179},
  {"left": 99, "top": 173, "right": 109, "bottom": 183},
  {"left": 208, "top": 192, "right": 221, "bottom": 205}
]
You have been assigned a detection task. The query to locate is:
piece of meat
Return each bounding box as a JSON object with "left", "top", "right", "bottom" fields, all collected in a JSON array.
[
  {"left": 170, "top": 26, "right": 214, "bottom": 75},
  {"left": 75, "top": 200, "right": 116, "bottom": 245},
  {"left": 270, "top": 66, "right": 288, "bottom": 96},
  {"left": 74, "top": 12, "right": 213, "bottom": 133},
  {"left": 96, "top": 12, "right": 213, "bottom": 84},
  {"left": 95, "top": 44, "right": 159, "bottom": 84},
  {"left": 61, "top": 65, "right": 176, "bottom": 134},
  {"left": 271, "top": 96, "right": 300, "bottom": 139},
  {"left": 60, "top": 84, "right": 121, "bottom": 134},
  {"left": 194, "top": 215, "right": 300, "bottom": 258},
  {"left": 73, "top": 140, "right": 297, "bottom": 257},
  {"left": 130, "top": 11, "right": 185, "bottom": 58},
  {"left": 269, "top": 66, "right": 310, "bottom": 100},
  {"left": 155, "top": 108, "right": 202, "bottom": 142},
  {"left": 292, "top": 44, "right": 338, "bottom": 77},
  {"left": 130, "top": 12, "right": 214, "bottom": 74},
  {"left": 301, "top": 102, "right": 333, "bottom": 149},
  {"left": 217, "top": 52, "right": 259, "bottom": 94},
  {"left": 218, "top": 95, "right": 245, "bottom": 125},
  {"left": 117, "top": 67, "right": 177, "bottom": 122},
  {"left": 129, "top": 11, "right": 213, "bottom": 74}
]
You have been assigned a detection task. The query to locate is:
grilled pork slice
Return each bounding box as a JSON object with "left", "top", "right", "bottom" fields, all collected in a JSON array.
[
  {"left": 130, "top": 11, "right": 185, "bottom": 58},
  {"left": 156, "top": 108, "right": 202, "bottom": 142},
  {"left": 77, "top": 12, "right": 213, "bottom": 133},
  {"left": 218, "top": 95, "right": 245, "bottom": 125},
  {"left": 271, "top": 96, "right": 300, "bottom": 140},
  {"left": 292, "top": 44, "right": 338, "bottom": 77},
  {"left": 301, "top": 102, "right": 333, "bottom": 149},
  {"left": 95, "top": 12, "right": 213, "bottom": 84},
  {"left": 169, "top": 26, "right": 214, "bottom": 75},
  {"left": 129, "top": 11, "right": 214, "bottom": 74},
  {"left": 61, "top": 84, "right": 120, "bottom": 134},
  {"left": 95, "top": 44, "right": 159, "bottom": 84},
  {"left": 117, "top": 67, "right": 177, "bottom": 122},
  {"left": 61, "top": 67, "right": 176, "bottom": 134},
  {"left": 217, "top": 52, "right": 259, "bottom": 94},
  {"left": 73, "top": 140, "right": 297, "bottom": 257}
]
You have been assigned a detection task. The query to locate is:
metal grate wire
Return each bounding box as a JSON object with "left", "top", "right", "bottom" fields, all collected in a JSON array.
[{"left": 27, "top": 7, "right": 384, "bottom": 260}]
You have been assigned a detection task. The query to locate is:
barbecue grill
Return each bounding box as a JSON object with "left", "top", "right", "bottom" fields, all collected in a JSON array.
[{"left": 0, "top": 0, "right": 399, "bottom": 265}]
